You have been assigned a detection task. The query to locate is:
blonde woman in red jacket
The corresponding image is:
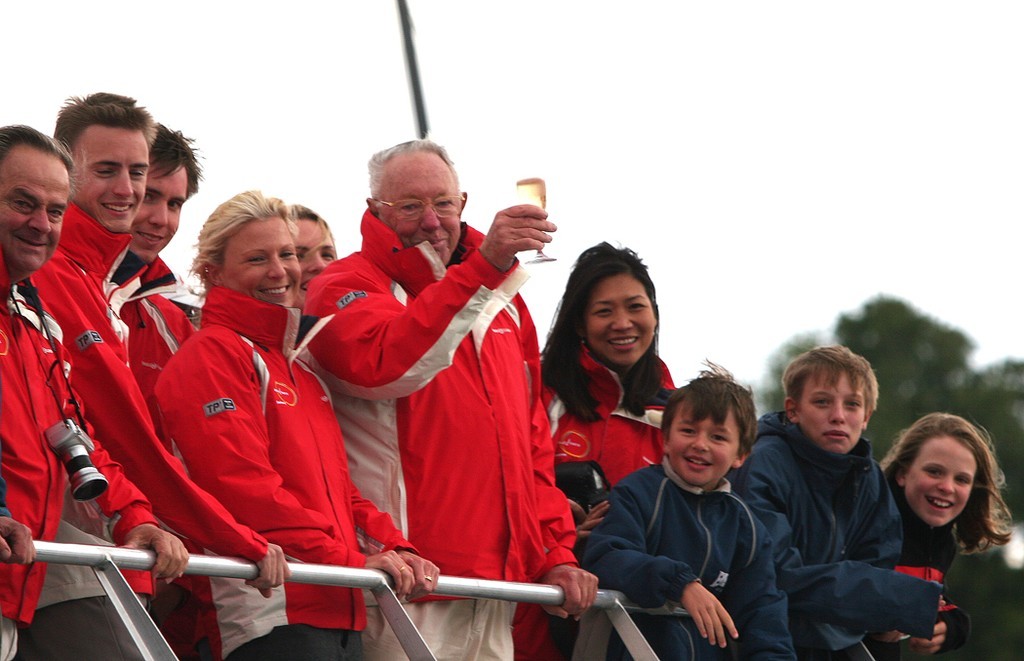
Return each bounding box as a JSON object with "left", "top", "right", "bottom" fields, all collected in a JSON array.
[{"left": 154, "top": 191, "right": 436, "bottom": 660}]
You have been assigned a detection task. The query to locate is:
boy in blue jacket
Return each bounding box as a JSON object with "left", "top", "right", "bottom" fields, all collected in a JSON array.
[
  {"left": 584, "top": 366, "right": 795, "bottom": 660},
  {"left": 732, "top": 346, "right": 942, "bottom": 660}
]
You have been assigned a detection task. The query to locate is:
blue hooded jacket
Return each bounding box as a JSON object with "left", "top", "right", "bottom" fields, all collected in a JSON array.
[
  {"left": 584, "top": 462, "right": 795, "bottom": 660},
  {"left": 732, "top": 412, "right": 942, "bottom": 655}
]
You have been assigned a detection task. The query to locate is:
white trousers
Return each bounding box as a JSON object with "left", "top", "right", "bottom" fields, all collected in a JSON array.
[
  {"left": 363, "top": 599, "right": 515, "bottom": 661},
  {"left": 0, "top": 616, "right": 17, "bottom": 661}
]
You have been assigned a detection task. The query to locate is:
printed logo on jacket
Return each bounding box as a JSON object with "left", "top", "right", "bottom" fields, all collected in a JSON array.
[
  {"left": 204, "top": 398, "right": 236, "bottom": 417},
  {"left": 0, "top": 328, "right": 8, "bottom": 356}
]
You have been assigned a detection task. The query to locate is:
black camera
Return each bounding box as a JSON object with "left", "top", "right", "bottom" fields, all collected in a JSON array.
[
  {"left": 555, "top": 461, "right": 609, "bottom": 514},
  {"left": 44, "top": 419, "right": 108, "bottom": 501}
]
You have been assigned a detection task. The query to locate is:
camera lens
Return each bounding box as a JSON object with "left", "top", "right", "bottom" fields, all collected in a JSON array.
[
  {"left": 44, "top": 420, "right": 109, "bottom": 501},
  {"left": 62, "top": 443, "right": 110, "bottom": 501}
]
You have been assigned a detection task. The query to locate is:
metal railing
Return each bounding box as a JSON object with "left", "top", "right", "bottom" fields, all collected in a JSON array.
[{"left": 33, "top": 540, "right": 661, "bottom": 661}]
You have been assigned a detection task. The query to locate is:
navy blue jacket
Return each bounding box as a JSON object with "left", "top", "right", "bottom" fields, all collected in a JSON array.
[
  {"left": 584, "top": 463, "right": 795, "bottom": 660},
  {"left": 732, "top": 412, "right": 942, "bottom": 656}
]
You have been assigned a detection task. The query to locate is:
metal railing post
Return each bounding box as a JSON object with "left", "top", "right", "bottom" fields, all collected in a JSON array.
[
  {"left": 91, "top": 555, "right": 178, "bottom": 661},
  {"left": 370, "top": 583, "right": 436, "bottom": 660}
]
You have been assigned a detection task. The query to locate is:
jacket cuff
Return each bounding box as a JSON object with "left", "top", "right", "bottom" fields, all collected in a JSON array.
[
  {"left": 110, "top": 506, "right": 160, "bottom": 545},
  {"left": 464, "top": 249, "right": 524, "bottom": 291},
  {"left": 540, "top": 546, "right": 579, "bottom": 577}
]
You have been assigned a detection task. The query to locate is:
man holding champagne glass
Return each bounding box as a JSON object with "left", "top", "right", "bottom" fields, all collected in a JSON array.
[{"left": 304, "top": 139, "right": 595, "bottom": 660}]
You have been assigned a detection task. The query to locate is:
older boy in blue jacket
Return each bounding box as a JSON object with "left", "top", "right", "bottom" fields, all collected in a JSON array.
[
  {"left": 584, "top": 366, "right": 794, "bottom": 660},
  {"left": 733, "top": 346, "right": 941, "bottom": 660}
]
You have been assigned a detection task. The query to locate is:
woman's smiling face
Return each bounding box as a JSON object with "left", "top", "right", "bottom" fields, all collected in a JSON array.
[
  {"left": 580, "top": 273, "right": 656, "bottom": 374},
  {"left": 207, "top": 217, "right": 300, "bottom": 307}
]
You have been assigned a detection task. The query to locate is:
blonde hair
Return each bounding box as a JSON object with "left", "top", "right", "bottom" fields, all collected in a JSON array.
[
  {"left": 882, "top": 412, "right": 1013, "bottom": 553},
  {"left": 290, "top": 204, "right": 336, "bottom": 249},
  {"left": 191, "top": 191, "right": 295, "bottom": 291}
]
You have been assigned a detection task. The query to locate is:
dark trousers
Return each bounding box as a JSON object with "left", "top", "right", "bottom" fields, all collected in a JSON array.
[
  {"left": 228, "top": 624, "right": 363, "bottom": 661},
  {"left": 15, "top": 596, "right": 147, "bottom": 661}
]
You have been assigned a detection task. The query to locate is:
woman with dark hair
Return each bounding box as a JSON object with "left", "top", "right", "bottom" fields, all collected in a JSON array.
[
  {"left": 543, "top": 242, "right": 674, "bottom": 492},
  {"left": 515, "top": 243, "right": 674, "bottom": 661}
]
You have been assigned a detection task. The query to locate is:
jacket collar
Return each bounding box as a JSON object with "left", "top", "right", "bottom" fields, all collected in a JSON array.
[
  {"left": 124, "top": 256, "right": 180, "bottom": 302},
  {"left": 579, "top": 345, "right": 673, "bottom": 422},
  {"left": 758, "top": 411, "right": 875, "bottom": 483},
  {"left": 359, "top": 207, "right": 482, "bottom": 297},
  {"left": 200, "top": 286, "right": 331, "bottom": 363},
  {"left": 661, "top": 456, "right": 733, "bottom": 495},
  {"left": 59, "top": 203, "right": 137, "bottom": 282},
  {"left": 579, "top": 345, "right": 625, "bottom": 418}
]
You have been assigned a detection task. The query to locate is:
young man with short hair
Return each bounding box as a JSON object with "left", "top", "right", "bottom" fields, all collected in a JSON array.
[{"left": 733, "top": 346, "right": 942, "bottom": 660}]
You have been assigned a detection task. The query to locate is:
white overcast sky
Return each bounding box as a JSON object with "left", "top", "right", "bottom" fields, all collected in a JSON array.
[{"left": 5, "top": 1, "right": 1023, "bottom": 392}]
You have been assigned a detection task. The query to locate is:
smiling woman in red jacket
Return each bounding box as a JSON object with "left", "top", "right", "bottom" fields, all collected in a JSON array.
[
  {"left": 153, "top": 191, "right": 437, "bottom": 660},
  {"left": 516, "top": 243, "right": 675, "bottom": 660},
  {"left": 543, "top": 243, "right": 674, "bottom": 526}
]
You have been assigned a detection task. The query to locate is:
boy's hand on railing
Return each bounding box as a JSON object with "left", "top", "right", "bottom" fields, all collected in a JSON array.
[
  {"left": 123, "top": 524, "right": 189, "bottom": 581},
  {"left": 539, "top": 563, "right": 598, "bottom": 620},
  {"left": 247, "top": 543, "right": 289, "bottom": 597},
  {"left": 367, "top": 549, "right": 439, "bottom": 601},
  {"left": 681, "top": 581, "right": 738, "bottom": 648}
]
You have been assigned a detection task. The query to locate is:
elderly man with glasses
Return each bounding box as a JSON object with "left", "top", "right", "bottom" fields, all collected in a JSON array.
[{"left": 304, "top": 139, "right": 596, "bottom": 660}]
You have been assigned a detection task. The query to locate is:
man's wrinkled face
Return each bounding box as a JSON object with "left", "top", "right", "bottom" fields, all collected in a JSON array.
[
  {"left": 0, "top": 146, "right": 70, "bottom": 281},
  {"left": 371, "top": 151, "right": 462, "bottom": 265}
]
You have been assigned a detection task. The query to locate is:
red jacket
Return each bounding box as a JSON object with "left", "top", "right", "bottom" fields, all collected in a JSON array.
[
  {"left": 0, "top": 256, "right": 158, "bottom": 625},
  {"left": 119, "top": 257, "right": 195, "bottom": 403},
  {"left": 306, "top": 210, "right": 577, "bottom": 585},
  {"left": 549, "top": 349, "right": 674, "bottom": 486},
  {"left": 154, "top": 286, "right": 413, "bottom": 655},
  {"left": 31, "top": 204, "right": 267, "bottom": 561}
]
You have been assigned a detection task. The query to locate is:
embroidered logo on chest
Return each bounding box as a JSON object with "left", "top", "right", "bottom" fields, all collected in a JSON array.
[
  {"left": 558, "top": 431, "right": 591, "bottom": 458},
  {"left": 709, "top": 571, "right": 729, "bottom": 590},
  {"left": 273, "top": 381, "right": 298, "bottom": 406}
]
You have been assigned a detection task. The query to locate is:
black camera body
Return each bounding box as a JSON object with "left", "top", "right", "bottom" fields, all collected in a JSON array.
[
  {"left": 44, "top": 419, "right": 109, "bottom": 501},
  {"left": 555, "top": 460, "right": 610, "bottom": 513}
]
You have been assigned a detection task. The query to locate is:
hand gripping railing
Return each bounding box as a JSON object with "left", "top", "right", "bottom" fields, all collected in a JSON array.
[{"left": 32, "top": 540, "right": 661, "bottom": 661}]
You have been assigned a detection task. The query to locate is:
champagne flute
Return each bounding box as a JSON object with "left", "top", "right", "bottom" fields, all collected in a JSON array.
[{"left": 516, "top": 177, "right": 556, "bottom": 264}]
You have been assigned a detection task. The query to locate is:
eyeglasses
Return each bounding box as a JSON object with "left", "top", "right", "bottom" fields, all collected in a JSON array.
[{"left": 372, "top": 193, "right": 466, "bottom": 222}]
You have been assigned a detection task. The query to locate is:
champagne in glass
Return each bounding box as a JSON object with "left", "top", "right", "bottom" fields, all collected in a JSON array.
[{"left": 515, "top": 177, "right": 556, "bottom": 263}]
